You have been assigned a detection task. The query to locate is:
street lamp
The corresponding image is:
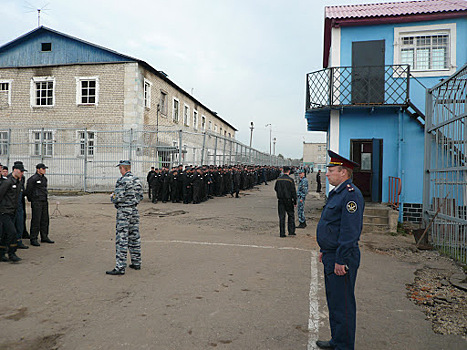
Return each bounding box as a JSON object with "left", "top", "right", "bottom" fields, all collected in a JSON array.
[
  {"left": 273, "top": 137, "right": 277, "bottom": 166},
  {"left": 249, "top": 122, "right": 254, "bottom": 164},
  {"left": 265, "top": 124, "right": 272, "bottom": 165}
]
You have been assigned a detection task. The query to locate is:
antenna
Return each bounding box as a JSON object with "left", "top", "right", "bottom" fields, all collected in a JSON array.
[{"left": 24, "top": 2, "right": 50, "bottom": 27}]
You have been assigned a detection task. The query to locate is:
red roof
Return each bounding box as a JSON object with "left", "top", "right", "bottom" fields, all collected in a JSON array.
[{"left": 326, "top": 0, "right": 467, "bottom": 19}]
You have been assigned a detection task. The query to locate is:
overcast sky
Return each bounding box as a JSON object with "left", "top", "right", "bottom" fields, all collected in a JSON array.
[{"left": 0, "top": 0, "right": 406, "bottom": 159}]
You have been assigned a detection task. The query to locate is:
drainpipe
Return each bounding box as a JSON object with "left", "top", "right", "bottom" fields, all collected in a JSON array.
[{"left": 398, "top": 108, "right": 404, "bottom": 222}]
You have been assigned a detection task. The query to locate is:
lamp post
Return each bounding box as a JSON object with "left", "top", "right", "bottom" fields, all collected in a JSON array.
[
  {"left": 249, "top": 121, "right": 254, "bottom": 163},
  {"left": 273, "top": 137, "right": 276, "bottom": 165},
  {"left": 265, "top": 124, "right": 272, "bottom": 165}
]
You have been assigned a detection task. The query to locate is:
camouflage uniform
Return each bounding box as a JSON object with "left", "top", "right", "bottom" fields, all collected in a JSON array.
[
  {"left": 111, "top": 171, "right": 143, "bottom": 272},
  {"left": 297, "top": 176, "right": 309, "bottom": 225}
]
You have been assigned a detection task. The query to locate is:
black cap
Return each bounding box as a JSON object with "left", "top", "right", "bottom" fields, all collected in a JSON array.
[
  {"left": 36, "top": 163, "right": 48, "bottom": 169},
  {"left": 13, "top": 162, "right": 27, "bottom": 172}
]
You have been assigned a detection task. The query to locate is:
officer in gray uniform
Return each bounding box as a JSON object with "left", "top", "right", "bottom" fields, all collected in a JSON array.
[
  {"left": 107, "top": 160, "right": 144, "bottom": 276},
  {"left": 297, "top": 169, "right": 309, "bottom": 228}
]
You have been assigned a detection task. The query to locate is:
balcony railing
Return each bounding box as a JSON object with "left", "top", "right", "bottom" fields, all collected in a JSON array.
[{"left": 306, "top": 65, "right": 410, "bottom": 110}]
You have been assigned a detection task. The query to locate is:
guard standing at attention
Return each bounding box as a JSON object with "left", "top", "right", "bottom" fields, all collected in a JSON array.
[
  {"left": 274, "top": 166, "right": 297, "bottom": 237},
  {"left": 107, "top": 160, "right": 143, "bottom": 275},
  {"left": 0, "top": 163, "right": 26, "bottom": 262},
  {"left": 315, "top": 151, "right": 364, "bottom": 350},
  {"left": 25, "top": 163, "right": 54, "bottom": 246},
  {"left": 296, "top": 169, "right": 309, "bottom": 228}
]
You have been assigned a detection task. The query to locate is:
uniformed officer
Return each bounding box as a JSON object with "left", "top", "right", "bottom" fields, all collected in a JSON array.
[
  {"left": 274, "top": 166, "right": 297, "bottom": 237},
  {"left": 107, "top": 160, "right": 144, "bottom": 276},
  {"left": 296, "top": 169, "right": 309, "bottom": 228},
  {"left": 0, "top": 163, "right": 26, "bottom": 262},
  {"left": 315, "top": 150, "right": 364, "bottom": 350},
  {"left": 25, "top": 163, "right": 53, "bottom": 246}
]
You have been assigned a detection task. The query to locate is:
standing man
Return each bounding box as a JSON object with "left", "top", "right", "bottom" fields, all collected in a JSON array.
[
  {"left": 146, "top": 166, "right": 156, "bottom": 200},
  {"left": 10, "top": 161, "right": 29, "bottom": 249},
  {"left": 25, "top": 163, "right": 53, "bottom": 246},
  {"left": 316, "top": 169, "right": 322, "bottom": 193},
  {"left": 296, "top": 169, "right": 309, "bottom": 229},
  {"left": 107, "top": 160, "right": 143, "bottom": 276},
  {"left": 0, "top": 163, "right": 26, "bottom": 262},
  {"left": 315, "top": 151, "right": 364, "bottom": 350},
  {"left": 274, "top": 166, "right": 297, "bottom": 237}
]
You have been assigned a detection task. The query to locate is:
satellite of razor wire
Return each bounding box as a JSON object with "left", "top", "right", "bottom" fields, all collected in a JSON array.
[{"left": 24, "top": 1, "right": 51, "bottom": 27}]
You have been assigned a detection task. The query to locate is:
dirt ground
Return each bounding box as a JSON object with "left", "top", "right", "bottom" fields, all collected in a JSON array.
[{"left": 0, "top": 180, "right": 466, "bottom": 350}]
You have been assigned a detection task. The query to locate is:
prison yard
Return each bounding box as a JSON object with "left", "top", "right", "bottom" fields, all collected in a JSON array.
[{"left": 1, "top": 183, "right": 466, "bottom": 350}]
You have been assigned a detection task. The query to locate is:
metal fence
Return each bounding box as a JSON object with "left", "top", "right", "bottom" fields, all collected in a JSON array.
[
  {"left": 0, "top": 126, "right": 295, "bottom": 192},
  {"left": 423, "top": 63, "right": 467, "bottom": 264}
]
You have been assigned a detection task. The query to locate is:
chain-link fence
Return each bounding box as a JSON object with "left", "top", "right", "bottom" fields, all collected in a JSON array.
[
  {"left": 0, "top": 126, "right": 295, "bottom": 192},
  {"left": 423, "top": 63, "right": 467, "bottom": 264}
]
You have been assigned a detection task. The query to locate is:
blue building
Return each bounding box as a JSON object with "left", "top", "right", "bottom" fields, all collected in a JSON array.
[{"left": 305, "top": 0, "right": 467, "bottom": 222}]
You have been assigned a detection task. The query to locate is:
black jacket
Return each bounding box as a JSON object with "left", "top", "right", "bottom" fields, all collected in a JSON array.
[
  {"left": 25, "top": 172, "right": 48, "bottom": 202},
  {"left": 0, "top": 176, "right": 21, "bottom": 215},
  {"left": 274, "top": 174, "right": 297, "bottom": 204}
]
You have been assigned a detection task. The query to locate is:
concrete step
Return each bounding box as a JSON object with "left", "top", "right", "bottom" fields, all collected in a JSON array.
[
  {"left": 362, "top": 204, "right": 399, "bottom": 234},
  {"left": 363, "top": 215, "right": 389, "bottom": 225},
  {"left": 364, "top": 207, "right": 391, "bottom": 217}
]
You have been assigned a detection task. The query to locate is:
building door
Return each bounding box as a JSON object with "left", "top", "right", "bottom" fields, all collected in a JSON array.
[
  {"left": 351, "top": 139, "right": 382, "bottom": 202},
  {"left": 351, "top": 40, "right": 385, "bottom": 104}
]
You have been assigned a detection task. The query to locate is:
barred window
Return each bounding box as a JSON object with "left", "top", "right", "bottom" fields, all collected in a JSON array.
[
  {"left": 78, "top": 131, "right": 95, "bottom": 157},
  {"left": 184, "top": 104, "right": 190, "bottom": 126},
  {"left": 193, "top": 110, "right": 198, "bottom": 130},
  {"left": 0, "top": 131, "right": 8, "bottom": 156},
  {"left": 173, "top": 98, "right": 179, "bottom": 123},
  {"left": 32, "top": 130, "right": 53, "bottom": 157},
  {"left": 400, "top": 34, "right": 449, "bottom": 71},
  {"left": 0, "top": 81, "right": 10, "bottom": 107},
  {"left": 144, "top": 80, "right": 151, "bottom": 109},
  {"left": 160, "top": 91, "right": 168, "bottom": 115},
  {"left": 34, "top": 80, "right": 54, "bottom": 106},
  {"left": 81, "top": 80, "right": 97, "bottom": 104}
]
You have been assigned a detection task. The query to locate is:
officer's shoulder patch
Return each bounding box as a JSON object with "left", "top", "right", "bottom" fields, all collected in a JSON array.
[
  {"left": 346, "top": 201, "right": 357, "bottom": 213},
  {"left": 347, "top": 184, "right": 354, "bottom": 192}
]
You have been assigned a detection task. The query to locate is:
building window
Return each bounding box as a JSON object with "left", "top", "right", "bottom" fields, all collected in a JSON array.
[
  {"left": 193, "top": 110, "right": 198, "bottom": 130},
  {"left": 31, "top": 77, "right": 55, "bottom": 107},
  {"left": 144, "top": 79, "right": 152, "bottom": 109},
  {"left": 184, "top": 104, "right": 190, "bottom": 126},
  {"left": 31, "top": 130, "right": 54, "bottom": 157},
  {"left": 220, "top": 127, "right": 223, "bottom": 135},
  {"left": 0, "top": 131, "right": 9, "bottom": 155},
  {"left": 172, "top": 98, "right": 180, "bottom": 123},
  {"left": 201, "top": 116, "right": 206, "bottom": 131},
  {"left": 160, "top": 91, "right": 168, "bottom": 116},
  {"left": 224, "top": 130, "right": 227, "bottom": 137},
  {"left": 0, "top": 80, "right": 11, "bottom": 107},
  {"left": 209, "top": 121, "right": 212, "bottom": 131},
  {"left": 78, "top": 131, "right": 95, "bottom": 157},
  {"left": 214, "top": 124, "right": 218, "bottom": 133},
  {"left": 76, "top": 77, "right": 98, "bottom": 105},
  {"left": 228, "top": 132, "right": 231, "bottom": 138},
  {"left": 41, "top": 42, "right": 52, "bottom": 52},
  {"left": 394, "top": 23, "right": 456, "bottom": 77}
]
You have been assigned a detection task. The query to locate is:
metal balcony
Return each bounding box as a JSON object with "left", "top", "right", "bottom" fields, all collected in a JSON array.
[{"left": 306, "top": 65, "right": 410, "bottom": 111}]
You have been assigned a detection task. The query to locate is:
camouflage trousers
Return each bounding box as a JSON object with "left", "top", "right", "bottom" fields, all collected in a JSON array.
[
  {"left": 115, "top": 206, "right": 141, "bottom": 271},
  {"left": 297, "top": 199, "right": 305, "bottom": 223}
]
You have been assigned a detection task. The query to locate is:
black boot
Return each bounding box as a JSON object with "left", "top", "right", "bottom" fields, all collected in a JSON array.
[
  {"left": 297, "top": 221, "right": 307, "bottom": 229},
  {"left": 9, "top": 253, "right": 22, "bottom": 262}
]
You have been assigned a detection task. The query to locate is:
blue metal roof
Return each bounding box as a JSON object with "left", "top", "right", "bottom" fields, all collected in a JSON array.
[{"left": 0, "top": 26, "right": 137, "bottom": 67}]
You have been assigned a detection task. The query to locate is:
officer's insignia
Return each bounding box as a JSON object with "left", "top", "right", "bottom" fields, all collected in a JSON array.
[
  {"left": 347, "top": 184, "right": 354, "bottom": 192},
  {"left": 346, "top": 201, "right": 357, "bottom": 213}
]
